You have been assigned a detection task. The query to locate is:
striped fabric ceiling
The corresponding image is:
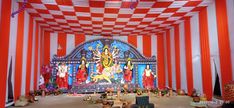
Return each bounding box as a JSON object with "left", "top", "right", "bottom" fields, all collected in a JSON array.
[{"left": 19, "top": 0, "right": 214, "bottom": 36}]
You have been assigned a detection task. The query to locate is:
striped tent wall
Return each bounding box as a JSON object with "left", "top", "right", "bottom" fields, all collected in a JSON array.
[
  {"left": 1, "top": 0, "right": 43, "bottom": 107},
  {"left": 164, "top": 0, "right": 234, "bottom": 100}
]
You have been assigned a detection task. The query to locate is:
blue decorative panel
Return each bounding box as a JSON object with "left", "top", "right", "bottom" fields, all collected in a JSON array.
[
  {"left": 86, "top": 65, "right": 91, "bottom": 83},
  {"left": 76, "top": 53, "right": 81, "bottom": 59},
  {"left": 84, "top": 40, "right": 103, "bottom": 52},
  {"left": 129, "top": 53, "right": 135, "bottom": 59},
  {"left": 86, "top": 51, "right": 93, "bottom": 59},
  {"left": 110, "top": 41, "right": 130, "bottom": 51},
  {"left": 68, "top": 64, "right": 73, "bottom": 85},
  {"left": 138, "top": 64, "right": 146, "bottom": 88},
  {"left": 110, "top": 40, "right": 136, "bottom": 59}
]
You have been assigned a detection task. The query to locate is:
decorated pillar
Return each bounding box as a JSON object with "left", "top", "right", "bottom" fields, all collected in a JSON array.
[
  {"left": 135, "top": 64, "right": 138, "bottom": 86},
  {"left": 152, "top": 63, "right": 157, "bottom": 88},
  {"left": 72, "top": 64, "right": 77, "bottom": 85},
  {"left": 52, "top": 62, "right": 57, "bottom": 83}
]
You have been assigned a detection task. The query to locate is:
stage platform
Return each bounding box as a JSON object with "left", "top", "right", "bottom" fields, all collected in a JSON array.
[{"left": 70, "top": 83, "right": 137, "bottom": 93}]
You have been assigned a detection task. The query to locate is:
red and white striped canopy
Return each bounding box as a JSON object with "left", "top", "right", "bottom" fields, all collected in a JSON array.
[{"left": 19, "top": 0, "right": 214, "bottom": 36}]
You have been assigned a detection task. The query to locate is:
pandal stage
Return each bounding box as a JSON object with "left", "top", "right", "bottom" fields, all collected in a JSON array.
[{"left": 21, "top": 38, "right": 230, "bottom": 108}]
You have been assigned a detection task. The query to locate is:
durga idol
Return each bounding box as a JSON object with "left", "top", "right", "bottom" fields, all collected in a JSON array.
[
  {"left": 91, "top": 45, "right": 119, "bottom": 83},
  {"left": 101, "top": 45, "right": 113, "bottom": 68}
]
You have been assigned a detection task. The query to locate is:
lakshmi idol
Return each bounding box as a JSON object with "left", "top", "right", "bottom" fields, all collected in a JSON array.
[
  {"left": 76, "top": 57, "right": 89, "bottom": 84},
  {"left": 124, "top": 58, "right": 133, "bottom": 83}
]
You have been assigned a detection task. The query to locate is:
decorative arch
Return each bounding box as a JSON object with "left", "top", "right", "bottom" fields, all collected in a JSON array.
[{"left": 52, "top": 38, "right": 156, "bottom": 63}]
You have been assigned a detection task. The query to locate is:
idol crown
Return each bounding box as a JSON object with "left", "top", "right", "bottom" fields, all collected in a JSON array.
[
  {"left": 127, "top": 58, "right": 132, "bottom": 61},
  {"left": 81, "top": 57, "right": 86, "bottom": 61},
  {"left": 103, "top": 45, "right": 109, "bottom": 50}
]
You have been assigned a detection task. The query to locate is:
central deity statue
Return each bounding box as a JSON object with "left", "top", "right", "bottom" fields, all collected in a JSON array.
[
  {"left": 91, "top": 45, "right": 120, "bottom": 83},
  {"left": 101, "top": 45, "right": 113, "bottom": 68}
]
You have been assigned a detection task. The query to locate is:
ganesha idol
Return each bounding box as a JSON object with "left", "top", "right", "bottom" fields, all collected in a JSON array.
[
  {"left": 76, "top": 57, "right": 89, "bottom": 84},
  {"left": 56, "top": 63, "right": 68, "bottom": 89}
]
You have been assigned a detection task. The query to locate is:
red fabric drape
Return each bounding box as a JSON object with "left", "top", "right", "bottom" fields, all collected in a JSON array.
[
  {"left": 75, "top": 33, "right": 85, "bottom": 46},
  {"left": 166, "top": 30, "right": 172, "bottom": 88},
  {"left": 199, "top": 7, "right": 213, "bottom": 100},
  {"left": 157, "top": 33, "right": 166, "bottom": 89},
  {"left": 128, "top": 35, "right": 137, "bottom": 48},
  {"left": 43, "top": 31, "right": 50, "bottom": 65},
  {"left": 34, "top": 23, "right": 39, "bottom": 90},
  {"left": 57, "top": 33, "right": 67, "bottom": 56},
  {"left": 143, "top": 35, "right": 152, "bottom": 57},
  {"left": 184, "top": 17, "right": 194, "bottom": 95},
  {"left": 215, "top": 0, "right": 233, "bottom": 96},
  {"left": 14, "top": 9, "right": 25, "bottom": 101},
  {"left": 0, "top": 0, "right": 11, "bottom": 107},
  {"left": 40, "top": 28, "right": 43, "bottom": 72},
  {"left": 174, "top": 24, "right": 181, "bottom": 90},
  {"left": 44, "top": 31, "right": 50, "bottom": 65},
  {"left": 25, "top": 16, "right": 34, "bottom": 95}
]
